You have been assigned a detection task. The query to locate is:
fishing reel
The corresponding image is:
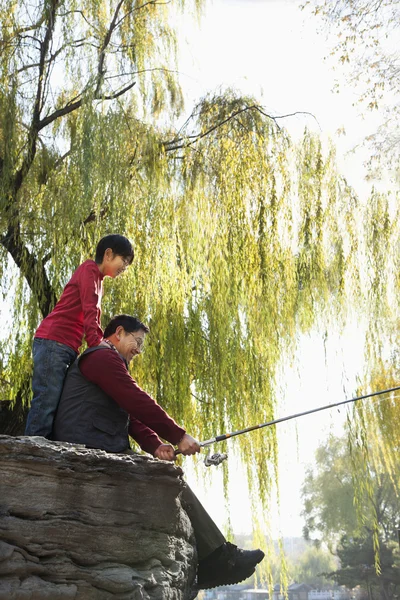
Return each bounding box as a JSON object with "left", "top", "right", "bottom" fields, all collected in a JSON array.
[{"left": 203, "top": 450, "right": 228, "bottom": 467}]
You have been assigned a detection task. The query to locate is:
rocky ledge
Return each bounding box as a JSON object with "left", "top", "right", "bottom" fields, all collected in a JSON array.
[{"left": 0, "top": 436, "right": 197, "bottom": 600}]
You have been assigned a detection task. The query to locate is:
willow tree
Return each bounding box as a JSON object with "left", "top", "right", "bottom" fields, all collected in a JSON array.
[{"left": 1, "top": 0, "right": 400, "bottom": 558}]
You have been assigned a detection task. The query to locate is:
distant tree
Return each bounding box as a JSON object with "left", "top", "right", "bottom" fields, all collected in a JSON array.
[
  {"left": 329, "top": 535, "right": 400, "bottom": 600},
  {"left": 291, "top": 546, "right": 337, "bottom": 588},
  {"left": 302, "top": 436, "right": 359, "bottom": 547},
  {"left": 302, "top": 433, "right": 400, "bottom": 597},
  {"left": 302, "top": 434, "right": 399, "bottom": 545}
]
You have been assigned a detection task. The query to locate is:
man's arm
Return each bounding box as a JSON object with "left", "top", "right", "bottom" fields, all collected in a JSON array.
[
  {"left": 129, "top": 421, "right": 198, "bottom": 460},
  {"left": 128, "top": 416, "right": 164, "bottom": 455},
  {"left": 80, "top": 348, "right": 186, "bottom": 445}
]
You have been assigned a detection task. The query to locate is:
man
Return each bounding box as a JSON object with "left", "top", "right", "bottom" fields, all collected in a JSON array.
[{"left": 53, "top": 314, "right": 264, "bottom": 590}]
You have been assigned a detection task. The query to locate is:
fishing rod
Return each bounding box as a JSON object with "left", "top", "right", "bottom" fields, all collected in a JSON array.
[{"left": 175, "top": 384, "right": 400, "bottom": 464}]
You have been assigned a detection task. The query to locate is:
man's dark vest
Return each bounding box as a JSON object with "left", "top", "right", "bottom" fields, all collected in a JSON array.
[{"left": 53, "top": 346, "right": 129, "bottom": 453}]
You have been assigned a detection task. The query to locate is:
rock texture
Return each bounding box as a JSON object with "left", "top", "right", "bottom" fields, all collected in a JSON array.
[{"left": 0, "top": 436, "right": 198, "bottom": 600}]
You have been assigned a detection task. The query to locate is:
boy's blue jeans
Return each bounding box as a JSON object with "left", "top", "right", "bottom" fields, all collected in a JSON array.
[{"left": 25, "top": 338, "right": 78, "bottom": 438}]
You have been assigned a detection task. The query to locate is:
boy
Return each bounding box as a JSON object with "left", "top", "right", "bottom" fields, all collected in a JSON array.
[{"left": 25, "top": 234, "right": 134, "bottom": 438}]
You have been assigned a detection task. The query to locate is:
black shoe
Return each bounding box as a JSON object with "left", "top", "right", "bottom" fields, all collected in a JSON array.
[{"left": 197, "top": 542, "right": 265, "bottom": 590}]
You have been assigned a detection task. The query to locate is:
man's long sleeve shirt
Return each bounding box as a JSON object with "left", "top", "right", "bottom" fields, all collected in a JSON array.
[{"left": 79, "top": 347, "right": 185, "bottom": 454}]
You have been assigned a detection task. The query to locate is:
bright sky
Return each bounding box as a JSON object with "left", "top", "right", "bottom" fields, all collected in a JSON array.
[{"left": 177, "top": 0, "right": 382, "bottom": 539}]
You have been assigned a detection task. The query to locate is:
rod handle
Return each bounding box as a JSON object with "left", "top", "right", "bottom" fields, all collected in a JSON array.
[{"left": 174, "top": 439, "right": 213, "bottom": 457}]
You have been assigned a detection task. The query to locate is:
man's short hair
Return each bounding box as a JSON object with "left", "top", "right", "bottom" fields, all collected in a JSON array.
[
  {"left": 103, "top": 315, "right": 149, "bottom": 338},
  {"left": 95, "top": 234, "right": 134, "bottom": 264}
]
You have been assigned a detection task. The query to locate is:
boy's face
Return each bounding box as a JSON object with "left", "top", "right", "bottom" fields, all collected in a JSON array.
[{"left": 102, "top": 249, "right": 131, "bottom": 278}]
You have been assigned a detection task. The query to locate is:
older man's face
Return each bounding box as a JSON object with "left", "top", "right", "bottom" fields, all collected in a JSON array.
[{"left": 118, "top": 329, "right": 146, "bottom": 363}]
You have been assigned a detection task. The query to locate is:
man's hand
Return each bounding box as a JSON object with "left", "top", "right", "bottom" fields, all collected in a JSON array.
[
  {"left": 154, "top": 444, "right": 176, "bottom": 461},
  {"left": 177, "top": 433, "right": 201, "bottom": 456}
]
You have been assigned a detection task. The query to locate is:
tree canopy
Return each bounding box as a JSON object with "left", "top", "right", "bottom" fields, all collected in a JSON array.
[{"left": 291, "top": 546, "right": 337, "bottom": 588}]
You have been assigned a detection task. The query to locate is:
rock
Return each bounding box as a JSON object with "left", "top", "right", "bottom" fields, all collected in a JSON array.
[{"left": 0, "top": 436, "right": 198, "bottom": 600}]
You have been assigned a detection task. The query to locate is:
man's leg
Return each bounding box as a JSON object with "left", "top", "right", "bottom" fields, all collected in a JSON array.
[
  {"left": 181, "top": 483, "right": 265, "bottom": 590},
  {"left": 181, "top": 483, "right": 226, "bottom": 560},
  {"left": 25, "top": 338, "right": 77, "bottom": 438}
]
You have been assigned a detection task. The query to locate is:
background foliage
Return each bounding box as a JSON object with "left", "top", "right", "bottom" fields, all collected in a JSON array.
[
  {"left": 1, "top": 1, "right": 400, "bottom": 574},
  {"left": 302, "top": 433, "right": 400, "bottom": 597}
]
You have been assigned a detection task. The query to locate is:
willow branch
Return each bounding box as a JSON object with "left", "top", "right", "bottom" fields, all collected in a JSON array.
[
  {"left": 101, "top": 81, "right": 136, "bottom": 100},
  {"left": 164, "top": 107, "right": 319, "bottom": 151},
  {"left": 37, "top": 80, "right": 136, "bottom": 130},
  {"left": 15, "top": 38, "right": 86, "bottom": 75},
  {"left": 114, "top": 0, "right": 172, "bottom": 30},
  {"left": 190, "top": 392, "right": 211, "bottom": 405},
  {"left": 95, "top": 0, "right": 125, "bottom": 97},
  {"left": 57, "top": 9, "right": 101, "bottom": 34},
  {"left": 164, "top": 105, "right": 260, "bottom": 151},
  {"left": 38, "top": 98, "right": 83, "bottom": 130},
  {"left": 13, "top": 0, "right": 59, "bottom": 196},
  {"left": 7, "top": 15, "right": 47, "bottom": 38},
  {"left": 103, "top": 67, "right": 181, "bottom": 78}
]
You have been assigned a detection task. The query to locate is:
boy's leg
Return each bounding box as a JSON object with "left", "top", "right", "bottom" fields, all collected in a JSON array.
[
  {"left": 25, "top": 338, "right": 77, "bottom": 438},
  {"left": 181, "top": 483, "right": 226, "bottom": 561}
]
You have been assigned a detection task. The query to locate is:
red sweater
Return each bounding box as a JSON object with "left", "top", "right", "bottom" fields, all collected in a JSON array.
[
  {"left": 80, "top": 348, "right": 186, "bottom": 454},
  {"left": 35, "top": 260, "right": 104, "bottom": 352}
]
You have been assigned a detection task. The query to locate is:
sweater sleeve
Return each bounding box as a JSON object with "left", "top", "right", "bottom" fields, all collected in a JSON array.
[
  {"left": 128, "top": 417, "right": 164, "bottom": 455},
  {"left": 79, "top": 349, "right": 186, "bottom": 445},
  {"left": 78, "top": 262, "right": 104, "bottom": 347}
]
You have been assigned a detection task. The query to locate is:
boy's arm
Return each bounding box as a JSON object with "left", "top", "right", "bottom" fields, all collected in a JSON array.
[{"left": 78, "top": 262, "right": 104, "bottom": 347}]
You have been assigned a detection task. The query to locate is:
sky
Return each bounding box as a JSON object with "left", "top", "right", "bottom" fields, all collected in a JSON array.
[{"left": 174, "top": 0, "right": 384, "bottom": 540}]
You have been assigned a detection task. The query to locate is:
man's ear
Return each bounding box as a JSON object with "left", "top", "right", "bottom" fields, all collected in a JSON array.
[{"left": 115, "top": 325, "right": 124, "bottom": 340}]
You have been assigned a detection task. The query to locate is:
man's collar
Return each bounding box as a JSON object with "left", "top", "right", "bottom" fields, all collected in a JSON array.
[
  {"left": 100, "top": 339, "right": 128, "bottom": 368},
  {"left": 101, "top": 339, "right": 118, "bottom": 353}
]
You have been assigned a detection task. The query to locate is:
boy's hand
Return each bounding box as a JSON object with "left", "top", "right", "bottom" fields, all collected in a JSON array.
[
  {"left": 154, "top": 444, "right": 176, "bottom": 461},
  {"left": 177, "top": 433, "right": 201, "bottom": 456}
]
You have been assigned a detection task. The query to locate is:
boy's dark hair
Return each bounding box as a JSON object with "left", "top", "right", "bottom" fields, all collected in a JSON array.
[
  {"left": 103, "top": 315, "right": 149, "bottom": 338},
  {"left": 95, "top": 234, "right": 134, "bottom": 264}
]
